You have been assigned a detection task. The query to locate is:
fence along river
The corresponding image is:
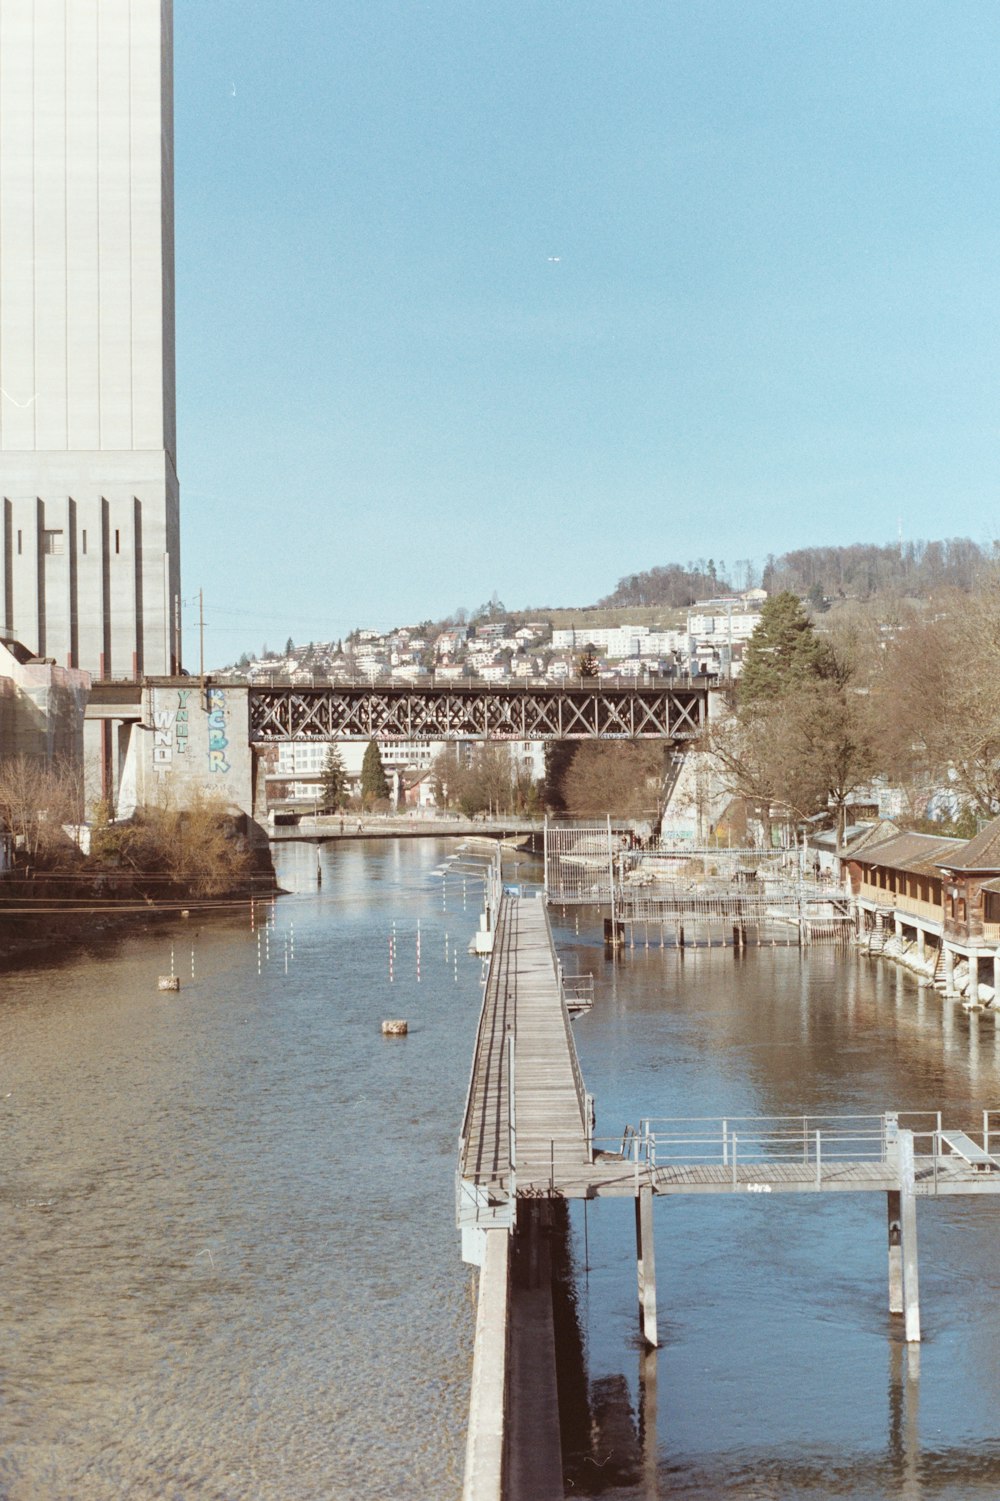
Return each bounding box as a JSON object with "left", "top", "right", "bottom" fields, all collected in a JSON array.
[{"left": 4, "top": 840, "right": 1000, "bottom": 1498}]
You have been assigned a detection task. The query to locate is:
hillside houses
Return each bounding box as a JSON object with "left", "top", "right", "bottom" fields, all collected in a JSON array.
[{"left": 231, "top": 591, "right": 767, "bottom": 691}]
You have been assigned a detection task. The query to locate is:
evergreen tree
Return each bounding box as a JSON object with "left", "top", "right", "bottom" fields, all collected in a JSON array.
[
  {"left": 285, "top": 636, "right": 294, "bottom": 656},
  {"left": 321, "top": 746, "right": 347, "bottom": 810},
  {"left": 738, "top": 592, "right": 834, "bottom": 705},
  {"left": 360, "top": 739, "right": 390, "bottom": 808},
  {"left": 578, "top": 648, "right": 600, "bottom": 678}
]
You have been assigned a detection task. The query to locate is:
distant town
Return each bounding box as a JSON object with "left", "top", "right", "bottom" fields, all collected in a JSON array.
[{"left": 225, "top": 590, "right": 769, "bottom": 690}]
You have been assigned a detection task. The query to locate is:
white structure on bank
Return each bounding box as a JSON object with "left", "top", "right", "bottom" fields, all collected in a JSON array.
[{"left": 0, "top": 0, "right": 180, "bottom": 678}]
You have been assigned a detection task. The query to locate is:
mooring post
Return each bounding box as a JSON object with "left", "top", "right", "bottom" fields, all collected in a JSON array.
[
  {"left": 635, "top": 1183, "right": 659, "bottom": 1348},
  {"left": 898, "top": 1130, "right": 921, "bottom": 1342},
  {"left": 887, "top": 1189, "right": 903, "bottom": 1315}
]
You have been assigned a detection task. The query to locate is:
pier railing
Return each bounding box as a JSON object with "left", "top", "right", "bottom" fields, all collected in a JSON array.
[
  {"left": 588, "top": 1111, "right": 1000, "bottom": 1190},
  {"left": 546, "top": 918, "right": 591, "bottom": 1145}
]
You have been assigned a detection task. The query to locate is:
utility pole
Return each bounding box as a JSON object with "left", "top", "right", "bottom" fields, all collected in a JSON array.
[{"left": 199, "top": 589, "right": 205, "bottom": 692}]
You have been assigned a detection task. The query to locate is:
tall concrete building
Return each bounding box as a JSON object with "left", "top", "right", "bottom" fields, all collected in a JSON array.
[{"left": 0, "top": 0, "right": 180, "bottom": 679}]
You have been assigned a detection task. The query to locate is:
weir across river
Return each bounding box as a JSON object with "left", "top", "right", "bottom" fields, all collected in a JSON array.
[{"left": 458, "top": 890, "right": 1000, "bottom": 1501}]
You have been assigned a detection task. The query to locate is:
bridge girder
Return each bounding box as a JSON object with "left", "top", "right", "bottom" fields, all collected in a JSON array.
[{"left": 248, "top": 685, "right": 707, "bottom": 743}]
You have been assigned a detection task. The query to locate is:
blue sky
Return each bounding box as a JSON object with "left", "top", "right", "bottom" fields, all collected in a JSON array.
[{"left": 174, "top": 1, "right": 1000, "bottom": 666}]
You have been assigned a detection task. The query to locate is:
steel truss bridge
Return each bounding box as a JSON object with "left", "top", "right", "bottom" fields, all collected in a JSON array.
[{"left": 248, "top": 683, "right": 709, "bottom": 743}]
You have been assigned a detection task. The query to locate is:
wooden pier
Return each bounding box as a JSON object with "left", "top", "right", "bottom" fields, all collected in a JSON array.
[{"left": 457, "top": 892, "right": 1000, "bottom": 1501}]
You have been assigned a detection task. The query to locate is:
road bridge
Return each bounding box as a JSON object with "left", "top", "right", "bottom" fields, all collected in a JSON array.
[{"left": 457, "top": 890, "right": 1000, "bottom": 1499}]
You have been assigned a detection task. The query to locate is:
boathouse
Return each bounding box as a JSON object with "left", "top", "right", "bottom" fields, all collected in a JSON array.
[{"left": 847, "top": 815, "right": 1000, "bottom": 999}]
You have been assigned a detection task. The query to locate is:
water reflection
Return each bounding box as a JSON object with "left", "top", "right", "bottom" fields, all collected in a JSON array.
[{"left": 552, "top": 923, "right": 1000, "bottom": 1500}]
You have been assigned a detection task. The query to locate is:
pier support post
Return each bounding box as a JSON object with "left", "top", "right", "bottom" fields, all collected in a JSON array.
[
  {"left": 887, "top": 1189, "right": 903, "bottom": 1315},
  {"left": 899, "top": 1130, "right": 921, "bottom": 1343},
  {"left": 635, "top": 1184, "right": 659, "bottom": 1348},
  {"left": 994, "top": 951, "right": 1000, "bottom": 998},
  {"left": 916, "top": 928, "right": 925, "bottom": 963}
]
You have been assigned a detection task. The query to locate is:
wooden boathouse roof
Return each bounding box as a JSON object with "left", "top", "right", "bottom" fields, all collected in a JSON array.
[
  {"left": 851, "top": 830, "right": 965, "bottom": 877},
  {"left": 935, "top": 814, "right": 1000, "bottom": 873}
]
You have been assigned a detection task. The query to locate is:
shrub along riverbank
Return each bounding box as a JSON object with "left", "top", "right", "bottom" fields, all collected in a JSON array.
[{"left": 0, "top": 796, "right": 276, "bottom": 965}]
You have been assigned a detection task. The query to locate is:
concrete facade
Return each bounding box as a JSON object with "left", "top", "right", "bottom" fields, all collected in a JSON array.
[
  {"left": 119, "top": 684, "right": 254, "bottom": 821},
  {"left": 0, "top": 639, "right": 89, "bottom": 763},
  {"left": 0, "top": 0, "right": 180, "bottom": 677}
]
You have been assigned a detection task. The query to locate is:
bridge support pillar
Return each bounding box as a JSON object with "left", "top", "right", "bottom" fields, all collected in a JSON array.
[
  {"left": 899, "top": 1131, "right": 921, "bottom": 1343},
  {"left": 635, "top": 1184, "right": 659, "bottom": 1348},
  {"left": 916, "top": 928, "right": 925, "bottom": 963},
  {"left": 994, "top": 952, "right": 1000, "bottom": 997},
  {"left": 887, "top": 1189, "right": 903, "bottom": 1315}
]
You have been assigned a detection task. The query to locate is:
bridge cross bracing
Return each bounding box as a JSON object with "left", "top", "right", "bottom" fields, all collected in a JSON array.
[{"left": 249, "top": 683, "right": 707, "bottom": 742}]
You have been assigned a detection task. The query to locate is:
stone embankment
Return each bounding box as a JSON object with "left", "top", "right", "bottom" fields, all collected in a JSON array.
[{"left": 859, "top": 928, "right": 997, "bottom": 1011}]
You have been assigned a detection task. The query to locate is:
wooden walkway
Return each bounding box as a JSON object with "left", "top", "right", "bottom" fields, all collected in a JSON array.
[{"left": 459, "top": 894, "right": 589, "bottom": 1222}]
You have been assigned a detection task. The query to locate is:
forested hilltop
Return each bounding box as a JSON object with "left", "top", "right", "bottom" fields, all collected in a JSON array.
[{"left": 599, "top": 537, "right": 996, "bottom": 609}]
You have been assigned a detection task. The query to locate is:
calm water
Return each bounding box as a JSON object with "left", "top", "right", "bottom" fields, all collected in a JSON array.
[
  {"left": 0, "top": 840, "right": 482, "bottom": 1501},
  {"left": 2, "top": 844, "right": 1000, "bottom": 1499},
  {"left": 556, "top": 917, "right": 1000, "bottom": 1500}
]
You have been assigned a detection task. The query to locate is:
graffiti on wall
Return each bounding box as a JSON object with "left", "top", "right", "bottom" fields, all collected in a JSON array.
[
  {"left": 207, "top": 687, "right": 231, "bottom": 774},
  {"left": 152, "top": 689, "right": 191, "bottom": 770}
]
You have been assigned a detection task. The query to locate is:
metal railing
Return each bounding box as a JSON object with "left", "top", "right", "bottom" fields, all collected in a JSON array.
[
  {"left": 549, "top": 941, "right": 590, "bottom": 1141},
  {"left": 559, "top": 971, "right": 594, "bottom": 1013}
]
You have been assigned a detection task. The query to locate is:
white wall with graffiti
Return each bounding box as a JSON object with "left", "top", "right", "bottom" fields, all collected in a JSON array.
[{"left": 118, "top": 683, "right": 254, "bottom": 819}]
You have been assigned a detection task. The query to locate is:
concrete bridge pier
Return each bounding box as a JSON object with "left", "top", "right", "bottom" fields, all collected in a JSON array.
[{"left": 635, "top": 1184, "right": 659, "bottom": 1348}]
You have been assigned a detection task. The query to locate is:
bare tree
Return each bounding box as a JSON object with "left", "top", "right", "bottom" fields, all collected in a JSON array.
[
  {"left": 563, "top": 742, "right": 664, "bottom": 819},
  {"left": 0, "top": 755, "right": 83, "bottom": 862}
]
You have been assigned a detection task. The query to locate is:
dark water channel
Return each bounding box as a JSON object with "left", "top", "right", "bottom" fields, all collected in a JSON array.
[
  {"left": 555, "top": 912, "right": 1000, "bottom": 1501},
  {"left": 1, "top": 841, "right": 999, "bottom": 1499}
]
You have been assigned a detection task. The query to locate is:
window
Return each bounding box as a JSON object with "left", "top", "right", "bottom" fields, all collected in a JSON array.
[
  {"left": 16, "top": 530, "right": 21, "bottom": 556},
  {"left": 114, "top": 529, "right": 121, "bottom": 555},
  {"left": 42, "top": 529, "right": 64, "bottom": 556},
  {"left": 82, "top": 529, "right": 87, "bottom": 555}
]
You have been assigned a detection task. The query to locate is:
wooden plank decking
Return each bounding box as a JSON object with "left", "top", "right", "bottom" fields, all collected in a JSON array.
[
  {"left": 460, "top": 894, "right": 589, "bottom": 1197},
  {"left": 459, "top": 896, "right": 1000, "bottom": 1211}
]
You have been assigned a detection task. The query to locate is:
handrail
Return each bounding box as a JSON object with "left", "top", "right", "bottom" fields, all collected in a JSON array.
[
  {"left": 544, "top": 905, "right": 589, "bottom": 1133},
  {"left": 632, "top": 1111, "right": 1000, "bottom": 1178},
  {"left": 458, "top": 893, "right": 514, "bottom": 1158}
]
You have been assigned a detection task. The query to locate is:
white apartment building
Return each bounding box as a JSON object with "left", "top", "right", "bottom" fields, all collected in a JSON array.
[{"left": 0, "top": 0, "right": 180, "bottom": 677}]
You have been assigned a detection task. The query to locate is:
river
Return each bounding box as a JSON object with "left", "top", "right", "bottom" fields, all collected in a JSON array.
[{"left": 2, "top": 841, "right": 1000, "bottom": 1499}]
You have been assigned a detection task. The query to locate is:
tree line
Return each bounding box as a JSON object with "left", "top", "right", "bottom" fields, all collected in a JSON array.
[
  {"left": 707, "top": 578, "right": 1000, "bottom": 845},
  {"left": 598, "top": 537, "right": 997, "bottom": 611}
]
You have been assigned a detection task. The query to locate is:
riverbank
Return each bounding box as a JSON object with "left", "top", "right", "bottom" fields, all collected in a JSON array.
[{"left": 0, "top": 887, "right": 274, "bottom": 969}]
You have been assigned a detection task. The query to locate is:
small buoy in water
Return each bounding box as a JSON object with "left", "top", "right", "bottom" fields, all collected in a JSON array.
[
  {"left": 181, "top": 909, "right": 190, "bottom": 919},
  {"left": 158, "top": 975, "right": 181, "bottom": 992},
  {"left": 381, "top": 1019, "right": 408, "bottom": 1036}
]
